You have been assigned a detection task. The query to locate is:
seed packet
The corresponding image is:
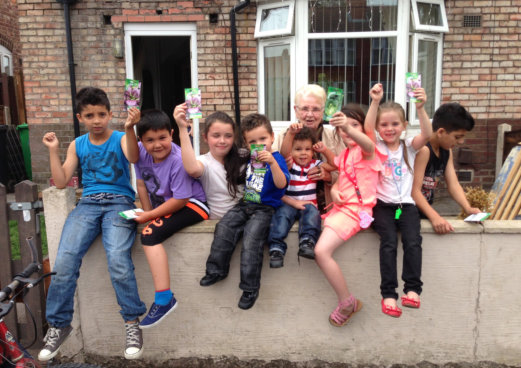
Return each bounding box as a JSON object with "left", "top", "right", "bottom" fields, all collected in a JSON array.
[
  {"left": 118, "top": 208, "right": 144, "bottom": 220},
  {"left": 124, "top": 79, "right": 141, "bottom": 111},
  {"left": 324, "top": 87, "right": 344, "bottom": 121},
  {"left": 406, "top": 72, "right": 421, "bottom": 102},
  {"left": 185, "top": 88, "right": 202, "bottom": 119},
  {"left": 250, "top": 144, "right": 267, "bottom": 174}
]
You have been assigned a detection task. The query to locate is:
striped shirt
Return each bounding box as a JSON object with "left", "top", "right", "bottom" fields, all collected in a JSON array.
[{"left": 285, "top": 159, "right": 322, "bottom": 204}]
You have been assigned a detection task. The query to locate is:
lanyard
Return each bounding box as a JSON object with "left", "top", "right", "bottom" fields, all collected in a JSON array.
[{"left": 343, "top": 149, "right": 363, "bottom": 206}]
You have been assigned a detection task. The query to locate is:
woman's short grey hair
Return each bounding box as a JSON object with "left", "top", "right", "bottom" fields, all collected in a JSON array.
[{"left": 294, "top": 84, "right": 326, "bottom": 107}]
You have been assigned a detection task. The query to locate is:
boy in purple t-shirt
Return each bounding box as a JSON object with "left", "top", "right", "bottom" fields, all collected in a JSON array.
[{"left": 133, "top": 109, "right": 209, "bottom": 329}]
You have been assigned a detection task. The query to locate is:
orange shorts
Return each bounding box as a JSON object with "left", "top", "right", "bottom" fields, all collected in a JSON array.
[{"left": 322, "top": 205, "right": 372, "bottom": 241}]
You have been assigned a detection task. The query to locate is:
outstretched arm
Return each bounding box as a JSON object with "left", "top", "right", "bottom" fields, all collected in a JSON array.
[
  {"left": 174, "top": 103, "right": 205, "bottom": 178},
  {"left": 364, "top": 83, "right": 383, "bottom": 143},
  {"left": 330, "top": 112, "right": 375, "bottom": 159},
  {"left": 411, "top": 88, "right": 433, "bottom": 151}
]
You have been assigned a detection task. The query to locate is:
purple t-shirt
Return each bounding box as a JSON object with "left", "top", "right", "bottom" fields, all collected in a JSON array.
[{"left": 134, "top": 142, "right": 206, "bottom": 209}]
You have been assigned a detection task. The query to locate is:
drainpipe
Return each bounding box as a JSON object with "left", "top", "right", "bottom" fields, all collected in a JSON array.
[
  {"left": 56, "top": 0, "right": 80, "bottom": 139},
  {"left": 230, "top": 0, "right": 250, "bottom": 133}
]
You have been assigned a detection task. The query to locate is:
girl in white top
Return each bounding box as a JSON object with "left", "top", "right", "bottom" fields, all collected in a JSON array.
[
  {"left": 174, "top": 106, "right": 246, "bottom": 219},
  {"left": 364, "top": 83, "right": 432, "bottom": 318}
]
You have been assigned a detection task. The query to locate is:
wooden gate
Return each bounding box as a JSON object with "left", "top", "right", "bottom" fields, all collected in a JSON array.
[{"left": 0, "top": 181, "right": 46, "bottom": 347}]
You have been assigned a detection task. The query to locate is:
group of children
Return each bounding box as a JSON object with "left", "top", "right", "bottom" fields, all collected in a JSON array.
[{"left": 38, "top": 84, "right": 477, "bottom": 361}]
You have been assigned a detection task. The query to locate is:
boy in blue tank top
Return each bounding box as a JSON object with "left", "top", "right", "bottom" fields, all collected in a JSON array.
[{"left": 39, "top": 87, "right": 146, "bottom": 361}]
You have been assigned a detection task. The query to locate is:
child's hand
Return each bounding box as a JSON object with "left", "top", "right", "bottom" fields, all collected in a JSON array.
[
  {"left": 313, "top": 141, "right": 327, "bottom": 153},
  {"left": 431, "top": 214, "right": 454, "bottom": 234},
  {"left": 173, "top": 103, "right": 190, "bottom": 129},
  {"left": 329, "top": 112, "right": 349, "bottom": 133},
  {"left": 257, "top": 150, "right": 275, "bottom": 165},
  {"left": 414, "top": 88, "right": 427, "bottom": 110},
  {"left": 289, "top": 122, "right": 303, "bottom": 135},
  {"left": 42, "top": 132, "right": 59, "bottom": 149},
  {"left": 330, "top": 187, "right": 346, "bottom": 205},
  {"left": 465, "top": 207, "right": 481, "bottom": 215},
  {"left": 370, "top": 83, "right": 383, "bottom": 102},
  {"left": 133, "top": 210, "right": 152, "bottom": 224},
  {"left": 124, "top": 107, "right": 141, "bottom": 129},
  {"left": 294, "top": 200, "right": 316, "bottom": 210}
]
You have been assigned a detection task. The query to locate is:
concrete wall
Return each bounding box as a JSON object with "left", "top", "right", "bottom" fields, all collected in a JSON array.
[{"left": 43, "top": 187, "right": 521, "bottom": 365}]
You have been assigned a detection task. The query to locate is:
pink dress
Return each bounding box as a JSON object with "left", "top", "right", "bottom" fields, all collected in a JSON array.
[{"left": 322, "top": 145, "right": 383, "bottom": 240}]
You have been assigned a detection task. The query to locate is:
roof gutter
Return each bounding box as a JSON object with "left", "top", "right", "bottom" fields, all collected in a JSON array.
[
  {"left": 56, "top": 0, "right": 80, "bottom": 139},
  {"left": 230, "top": 0, "right": 250, "bottom": 132}
]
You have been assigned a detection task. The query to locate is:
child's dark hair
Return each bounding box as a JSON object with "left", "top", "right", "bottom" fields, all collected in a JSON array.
[
  {"left": 341, "top": 103, "right": 366, "bottom": 127},
  {"left": 432, "top": 103, "right": 475, "bottom": 132},
  {"left": 293, "top": 126, "right": 318, "bottom": 145},
  {"left": 241, "top": 113, "right": 273, "bottom": 135},
  {"left": 204, "top": 111, "right": 247, "bottom": 199},
  {"left": 76, "top": 87, "right": 110, "bottom": 114},
  {"left": 136, "top": 109, "right": 172, "bottom": 138},
  {"left": 377, "top": 101, "right": 413, "bottom": 173}
]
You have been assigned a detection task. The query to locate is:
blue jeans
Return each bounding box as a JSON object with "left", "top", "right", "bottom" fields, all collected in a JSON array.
[
  {"left": 205, "top": 201, "right": 274, "bottom": 292},
  {"left": 46, "top": 195, "right": 146, "bottom": 327},
  {"left": 268, "top": 203, "right": 321, "bottom": 254}
]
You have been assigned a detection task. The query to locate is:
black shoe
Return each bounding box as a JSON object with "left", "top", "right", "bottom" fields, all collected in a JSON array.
[
  {"left": 269, "top": 251, "right": 284, "bottom": 268},
  {"left": 238, "top": 290, "right": 259, "bottom": 310},
  {"left": 200, "top": 273, "right": 226, "bottom": 287},
  {"left": 298, "top": 240, "right": 315, "bottom": 260}
]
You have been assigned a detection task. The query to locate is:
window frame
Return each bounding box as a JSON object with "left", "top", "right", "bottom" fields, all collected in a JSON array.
[
  {"left": 257, "top": 36, "right": 296, "bottom": 133},
  {"left": 254, "top": 1, "right": 295, "bottom": 39},
  {"left": 0, "top": 45, "right": 13, "bottom": 76},
  {"left": 410, "top": 0, "right": 449, "bottom": 33},
  {"left": 408, "top": 32, "right": 443, "bottom": 125}
]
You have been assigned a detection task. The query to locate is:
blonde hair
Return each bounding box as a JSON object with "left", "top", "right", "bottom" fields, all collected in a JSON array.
[
  {"left": 294, "top": 84, "right": 326, "bottom": 107},
  {"left": 377, "top": 101, "right": 413, "bottom": 173}
]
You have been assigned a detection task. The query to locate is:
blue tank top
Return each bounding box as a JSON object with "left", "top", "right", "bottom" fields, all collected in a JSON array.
[{"left": 75, "top": 131, "right": 135, "bottom": 200}]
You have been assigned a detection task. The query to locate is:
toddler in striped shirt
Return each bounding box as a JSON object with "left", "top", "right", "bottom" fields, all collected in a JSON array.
[{"left": 267, "top": 126, "right": 336, "bottom": 268}]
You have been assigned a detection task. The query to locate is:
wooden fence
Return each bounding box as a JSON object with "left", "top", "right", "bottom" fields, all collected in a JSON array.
[{"left": 0, "top": 181, "right": 46, "bottom": 347}]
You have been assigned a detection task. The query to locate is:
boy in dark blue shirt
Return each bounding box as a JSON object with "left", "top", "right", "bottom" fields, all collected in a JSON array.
[{"left": 199, "top": 113, "right": 289, "bottom": 309}]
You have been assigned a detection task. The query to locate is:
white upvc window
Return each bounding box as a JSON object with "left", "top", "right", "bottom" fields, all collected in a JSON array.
[
  {"left": 411, "top": 0, "right": 449, "bottom": 33},
  {"left": 257, "top": 37, "right": 295, "bottom": 133},
  {"left": 256, "top": 0, "right": 447, "bottom": 128},
  {"left": 254, "top": 1, "right": 295, "bottom": 39},
  {"left": 408, "top": 32, "right": 443, "bottom": 123}
]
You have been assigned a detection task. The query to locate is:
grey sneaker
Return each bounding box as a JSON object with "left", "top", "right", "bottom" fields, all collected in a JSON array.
[
  {"left": 124, "top": 320, "right": 143, "bottom": 360},
  {"left": 37, "top": 325, "right": 73, "bottom": 361}
]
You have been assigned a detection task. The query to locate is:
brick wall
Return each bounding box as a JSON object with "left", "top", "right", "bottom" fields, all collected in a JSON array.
[
  {"left": 444, "top": 1, "right": 521, "bottom": 188},
  {"left": 18, "top": 0, "right": 257, "bottom": 186},
  {"left": 0, "top": 0, "right": 22, "bottom": 73},
  {"left": 18, "top": 0, "right": 521, "bottom": 189}
]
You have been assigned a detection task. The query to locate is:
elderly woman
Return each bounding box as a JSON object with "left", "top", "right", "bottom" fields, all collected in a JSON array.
[{"left": 272, "top": 84, "right": 346, "bottom": 212}]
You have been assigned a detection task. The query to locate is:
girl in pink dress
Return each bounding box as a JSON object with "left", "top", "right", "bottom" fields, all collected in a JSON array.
[{"left": 314, "top": 104, "right": 383, "bottom": 327}]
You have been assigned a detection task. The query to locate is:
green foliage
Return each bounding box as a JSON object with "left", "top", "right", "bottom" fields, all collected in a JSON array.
[{"left": 8, "top": 214, "right": 48, "bottom": 260}]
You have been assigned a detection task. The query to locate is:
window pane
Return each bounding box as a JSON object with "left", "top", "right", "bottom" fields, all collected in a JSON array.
[
  {"left": 417, "top": 39, "right": 437, "bottom": 117},
  {"left": 417, "top": 2, "right": 442, "bottom": 26},
  {"left": 264, "top": 44, "right": 291, "bottom": 121},
  {"left": 309, "top": 37, "right": 396, "bottom": 106},
  {"left": 260, "top": 6, "right": 290, "bottom": 32},
  {"left": 309, "top": 0, "right": 397, "bottom": 33}
]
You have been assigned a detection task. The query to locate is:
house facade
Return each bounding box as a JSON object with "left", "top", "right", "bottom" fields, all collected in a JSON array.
[{"left": 15, "top": 0, "right": 521, "bottom": 188}]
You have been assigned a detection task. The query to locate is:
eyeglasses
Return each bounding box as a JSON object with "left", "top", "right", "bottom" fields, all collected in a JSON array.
[{"left": 296, "top": 106, "right": 324, "bottom": 114}]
